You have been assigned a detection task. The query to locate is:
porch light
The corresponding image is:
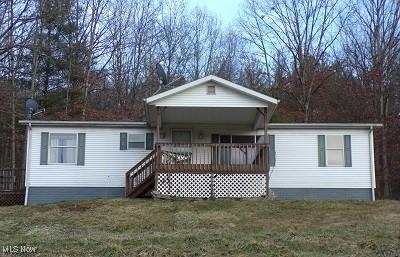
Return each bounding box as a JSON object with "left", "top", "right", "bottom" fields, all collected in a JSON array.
[{"left": 160, "top": 131, "right": 166, "bottom": 139}]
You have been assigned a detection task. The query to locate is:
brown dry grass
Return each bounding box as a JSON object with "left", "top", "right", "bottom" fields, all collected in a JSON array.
[{"left": 0, "top": 199, "right": 399, "bottom": 257}]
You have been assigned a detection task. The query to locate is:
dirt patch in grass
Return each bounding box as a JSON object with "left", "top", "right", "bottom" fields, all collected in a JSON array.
[{"left": 0, "top": 199, "right": 399, "bottom": 257}]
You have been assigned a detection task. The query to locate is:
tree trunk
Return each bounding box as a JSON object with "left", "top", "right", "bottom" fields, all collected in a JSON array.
[
  {"left": 30, "top": 22, "right": 40, "bottom": 99},
  {"left": 381, "top": 125, "right": 390, "bottom": 198},
  {"left": 304, "top": 102, "right": 310, "bottom": 123},
  {"left": 11, "top": 72, "right": 16, "bottom": 169},
  {"left": 381, "top": 96, "right": 391, "bottom": 198},
  {"left": 9, "top": 0, "right": 16, "bottom": 169}
]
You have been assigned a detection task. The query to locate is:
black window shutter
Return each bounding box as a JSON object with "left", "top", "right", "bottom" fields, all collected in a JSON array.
[
  {"left": 318, "top": 135, "right": 326, "bottom": 167},
  {"left": 146, "top": 132, "right": 154, "bottom": 150},
  {"left": 344, "top": 135, "right": 352, "bottom": 167},
  {"left": 40, "top": 132, "right": 49, "bottom": 165},
  {"left": 120, "top": 133, "right": 127, "bottom": 150},
  {"left": 77, "top": 133, "right": 86, "bottom": 166}
]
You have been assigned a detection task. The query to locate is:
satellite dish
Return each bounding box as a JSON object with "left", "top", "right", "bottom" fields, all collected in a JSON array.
[
  {"left": 25, "top": 98, "right": 39, "bottom": 120},
  {"left": 26, "top": 99, "right": 38, "bottom": 113},
  {"left": 156, "top": 63, "right": 168, "bottom": 85}
]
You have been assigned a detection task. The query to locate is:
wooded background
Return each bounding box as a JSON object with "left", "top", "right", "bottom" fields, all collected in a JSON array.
[{"left": 0, "top": 0, "right": 399, "bottom": 199}]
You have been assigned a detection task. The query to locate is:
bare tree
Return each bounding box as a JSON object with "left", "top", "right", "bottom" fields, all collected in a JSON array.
[
  {"left": 214, "top": 30, "right": 243, "bottom": 81},
  {"left": 0, "top": 0, "right": 30, "bottom": 60},
  {"left": 0, "top": 0, "right": 34, "bottom": 168},
  {"left": 108, "top": 0, "right": 159, "bottom": 111},
  {"left": 79, "top": 0, "right": 111, "bottom": 119},
  {"left": 7, "top": 0, "right": 16, "bottom": 169},
  {"left": 343, "top": 0, "right": 400, "bottom": 198},
  {"left": 156, "top": 0, "right": 192, "bottom": 81},
  {"left": 241, "top": 0, "right": 346, "bottom": 122},
  {"left": 187, "top": 6, "right": 221, "bottom": 80},
  {"left": 240, "top": 0, "right": 274, "bottom": 84}
]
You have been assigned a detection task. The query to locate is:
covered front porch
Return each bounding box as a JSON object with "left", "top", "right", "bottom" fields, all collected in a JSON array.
[{"left": 126, "top": 76, "right": 279, "bottom": 198}]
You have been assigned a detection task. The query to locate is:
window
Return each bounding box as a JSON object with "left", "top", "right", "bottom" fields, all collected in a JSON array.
[
  {"left": 128, "top": 134, "right": 145, "bottom": 149},
  {"left": 172, "top": 130, "right": 191, "bottom": 143},
  {"left": 326, "top": 135, "right": 344, "bottom": 166},
  {"left": 49, "top": 133, "right": 77, "bottom": 164},
  {"left": 207, "top": 85, "right": 216, "bottom": 95}
]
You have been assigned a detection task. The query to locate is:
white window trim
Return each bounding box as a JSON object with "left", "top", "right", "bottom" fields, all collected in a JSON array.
[
  {"left": 127, "top": 133, "right": 146, "bottom": 150},
  {"left": 325, "top": 135, "right": 345, "bottom": 167},
  {"left": 48, "top": 133, "right": 78, "bottom": 165}
]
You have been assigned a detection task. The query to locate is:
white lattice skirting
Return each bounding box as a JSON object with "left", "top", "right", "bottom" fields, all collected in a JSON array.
[{"left": 156, "top": 173, "right": 266, "bottom": 198}]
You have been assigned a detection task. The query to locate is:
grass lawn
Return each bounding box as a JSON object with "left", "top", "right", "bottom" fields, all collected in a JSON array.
[{"left": 0, "top": 199, "right": 399, "bottom": 257}]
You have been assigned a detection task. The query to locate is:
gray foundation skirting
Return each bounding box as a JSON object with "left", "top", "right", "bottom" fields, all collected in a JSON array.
[
  {"left": 27, "top": 187, "right": 125, "bottom": 205},
  {"left": 271, "top": 188, "right": 373, "bottom": 200},
  {"left": 27, "top": 186, "right": 373, "bottom": 204}
]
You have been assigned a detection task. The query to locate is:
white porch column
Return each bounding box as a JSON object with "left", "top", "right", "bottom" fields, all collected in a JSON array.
[
  {"left": 263, "top": 107, "right": 270, "bottom": 197},
  {"left": 156, "top": 107, "right": 162, "bottom": 142}
]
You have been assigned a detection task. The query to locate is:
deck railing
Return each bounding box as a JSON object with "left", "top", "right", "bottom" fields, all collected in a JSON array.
[
  {"left": 155, "top": 143, "right": 269, "bottom": 173},
  {"left": 0, "top": 168, "right": 25, "bottom": 192},
  {"left": 125, "top": 150, "right": 157, "bottom": 197},
  {"left": 0, "top": 168, "right": 25, "bottom": 206}
]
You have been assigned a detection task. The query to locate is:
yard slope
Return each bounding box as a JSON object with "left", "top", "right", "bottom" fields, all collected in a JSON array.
[{"left": 1, "top": 199, "right": 399, "bottom": 257}]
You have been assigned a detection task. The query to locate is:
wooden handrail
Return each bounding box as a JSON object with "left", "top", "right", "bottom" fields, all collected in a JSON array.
[
  {"left": 155, "top": 143, "right": 269, "bottom": 174},
  {"left": 125, "top": 149, "right": 157, "bottom": 197},
  {"left": 157, "top": 143, "right": 269, "bottom": 147}
]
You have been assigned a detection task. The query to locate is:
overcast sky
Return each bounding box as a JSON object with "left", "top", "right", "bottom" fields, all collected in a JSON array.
[{"left": 188, "top": 0, "right": 244, "bottom": 25}]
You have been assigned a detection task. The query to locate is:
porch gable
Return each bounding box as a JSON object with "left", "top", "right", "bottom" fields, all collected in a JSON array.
[
  {"left": 145, "top": 75, "right": 279, "bottom": 108},
  {"left": 145, "top": 75, "right": 279, "bottom": 129}
]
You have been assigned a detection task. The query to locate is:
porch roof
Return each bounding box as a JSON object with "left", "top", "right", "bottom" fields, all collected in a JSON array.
[{"left": 145, "top": 75, "right": 279, "bottom": 128}]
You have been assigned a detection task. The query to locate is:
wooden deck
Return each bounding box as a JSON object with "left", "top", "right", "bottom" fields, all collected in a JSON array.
[{"left": 125, "top": 143, "right": 269, "bottom": 197}]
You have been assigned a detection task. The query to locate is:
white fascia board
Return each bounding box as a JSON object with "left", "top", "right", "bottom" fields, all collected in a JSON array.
[
  {"left": 19, "top": 120, "right": 148, "bottom": 127},
  {"left": 267, "top": 123, "right": 383, "bottom": 129}
]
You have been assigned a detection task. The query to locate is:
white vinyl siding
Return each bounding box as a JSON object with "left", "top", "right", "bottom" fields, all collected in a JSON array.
[
  {"left": 153, "top": 82, "right": 268, "bottom": 107},
  {"left": 268, "top": 129, "right": 372, "bottom": 188},
  {"left": 26, "top": 125, "right": 373, "bottom": 190},
  {"left": 28, "top": 127, "right": 152, "bottom": 187},
  {"left": 157, "top": 125, "right": 372, "bottom": 189}
]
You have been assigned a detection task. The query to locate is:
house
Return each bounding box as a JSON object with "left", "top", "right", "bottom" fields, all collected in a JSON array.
[{"left": 20, "top": 75, "right": 381, "bottom": 205}]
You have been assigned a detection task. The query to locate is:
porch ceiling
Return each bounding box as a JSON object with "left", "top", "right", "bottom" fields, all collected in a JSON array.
[{"left": 146, "top": 106, "right": 260, "bottom": 127}]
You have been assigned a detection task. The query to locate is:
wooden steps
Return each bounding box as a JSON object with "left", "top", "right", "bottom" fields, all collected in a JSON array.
[{"left": 125, "top": 150, "right": 157, "bottom": 198}]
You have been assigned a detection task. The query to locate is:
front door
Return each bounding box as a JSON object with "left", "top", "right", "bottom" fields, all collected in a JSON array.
[
  {"left": 171, "top": 130, "right": 192, "bottom": 163},
  {"left": 219, "top": 135, "right": 231, "bottom": 164}
]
